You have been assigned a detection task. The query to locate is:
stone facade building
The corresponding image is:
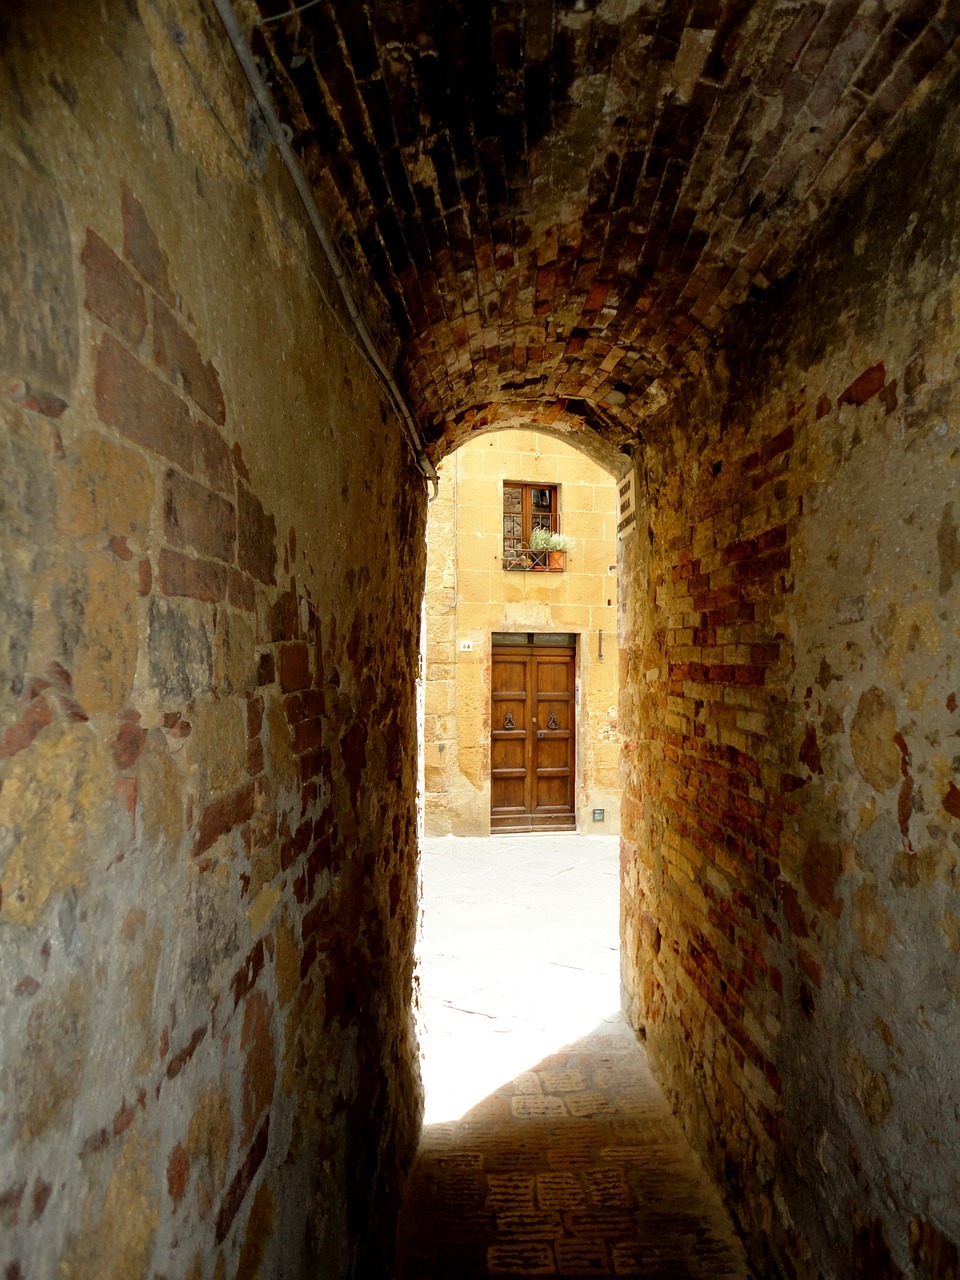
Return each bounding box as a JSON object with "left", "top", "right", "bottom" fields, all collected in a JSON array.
[
  {"left": 423, "top": 428, "right": 621, "bottom": 837},
  {"left": 1, "top": 2, "right": 960, "bottom": 1277}
]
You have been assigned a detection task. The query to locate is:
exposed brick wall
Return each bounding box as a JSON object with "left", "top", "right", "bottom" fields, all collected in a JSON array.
[
  {"left": 621, "top": 418, "right": 799, "bottom": 1254},
  {"left": 0, "top": 3, "right": 424, "bottom": 1277},
  {"left": 254, "top": 0, "right": 960, "bottom": 452},
  {"left": 621, "top": 79, "right": 960, "bottom": 1278}
]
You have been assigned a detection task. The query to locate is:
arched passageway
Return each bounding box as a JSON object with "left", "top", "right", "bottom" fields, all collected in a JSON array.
[{"left": 2, "top": 4, "right": 960, "bottom": 1279}]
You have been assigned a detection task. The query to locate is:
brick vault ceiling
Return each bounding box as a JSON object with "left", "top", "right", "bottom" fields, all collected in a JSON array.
[{"left": 251, "top": 0, "right": 959, "bottom": 457}]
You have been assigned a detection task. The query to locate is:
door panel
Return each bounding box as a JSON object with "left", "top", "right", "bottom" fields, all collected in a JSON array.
[
  {"left": 491, "top": 643, "right": 575, "bottom": 831},
  {"left": 533, "top": 654, "right": 573, "bottom": 816},
  {"left": 491, "top": 655, "right": 530, "bottom": 821}
]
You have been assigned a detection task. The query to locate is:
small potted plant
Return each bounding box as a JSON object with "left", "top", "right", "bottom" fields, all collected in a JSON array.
[
  {"left": 529, "top": 526, "right": 573, "bottom": 570},
  {"left": 503, "top": 551, "right": 531, "bottom": 570}
]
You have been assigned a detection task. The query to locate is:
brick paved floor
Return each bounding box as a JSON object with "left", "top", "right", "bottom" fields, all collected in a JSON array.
[{"left": 395, "top": 835, "right": 750, "bottom": 1279}]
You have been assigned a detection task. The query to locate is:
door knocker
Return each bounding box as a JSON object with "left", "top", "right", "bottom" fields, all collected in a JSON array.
[
  {"left": 503, "top": 712, "right": 515, "bottom": 730},
  {"left": 546, "top": 713, "right": 559, "bottom": 730}
]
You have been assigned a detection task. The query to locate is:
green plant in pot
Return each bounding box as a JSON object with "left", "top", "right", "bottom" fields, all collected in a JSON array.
[
  {"left": 529, "top": 526, "right": 573, "bottom": 570},
  {"left": 504, "top": 551, "right": 531, "bottom": 570}
]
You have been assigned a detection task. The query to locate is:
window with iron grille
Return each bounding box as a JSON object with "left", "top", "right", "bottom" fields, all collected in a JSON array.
[{"left": 502, "top": 483, "right": 558, "bottom": 567}]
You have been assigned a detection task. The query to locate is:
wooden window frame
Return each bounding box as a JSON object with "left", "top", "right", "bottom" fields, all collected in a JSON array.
[{"left": 502, "top": 482, "right": 560, "bottom": 570}]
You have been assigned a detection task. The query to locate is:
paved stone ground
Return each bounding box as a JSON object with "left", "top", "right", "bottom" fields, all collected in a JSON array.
[{"left": 394, "top": 834, "right": 751, "bottom": 1279}]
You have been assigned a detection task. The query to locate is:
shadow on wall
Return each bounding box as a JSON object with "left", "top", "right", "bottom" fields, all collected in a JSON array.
[
  {"left": 0, "top": 3, "right": 425, "bottom": 1276},
  {"left": 619, "top": 72, "right": 960, "bottom": 1280}
]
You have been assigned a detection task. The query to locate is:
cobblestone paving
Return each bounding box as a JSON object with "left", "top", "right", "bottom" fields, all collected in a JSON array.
[
  {"left": 395, "top": 835, "right": 750, "bottom": 1279},
  {"left": 395, "top": 1014, "right": 750, "bottom": 1279}
]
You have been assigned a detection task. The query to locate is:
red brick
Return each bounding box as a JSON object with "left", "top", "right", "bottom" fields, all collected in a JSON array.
[
  {"left": 165, "top": 1024, "right": 207, "bottom": 1079},
  {"left": 195, "top": 781, "right": 255, "bottom": 854},
  {"left": 708, "top": 664, "right": 736, "bottom": 683},
  {"left": 194, "top": 416, "right": 233, "bottom": 494},
  {"left": 797, "top": 946, "right": 823, "bottom": 988},
  {"left": 0, "top": 696, "right": 52, "bottom": 760},
  {"left": 111, "top": 718, "right": 147, "bottom": 770},
  {"left": 81, "top": 229, "right": 146, "bottom": 345},
  {"left": 163, "top": 469, "right": 236, "bottom": 562},
  {"left": 167, "top": 1144, "right": 190, "bottom": 1204},
  {"left": 711, "top": 584, "right": 743, "bottom": 608},
  {"left": 283, "top": 690, "right": 325, "bottom": 723},
  {"left": 138, "top": 558, "right": 153, "bottom": 596},
  {"left": 95, "top": 334, "right": 193, "bottom": 471},
  {"left": 584, "top": 279, "right": 612, "bottom": 311},
  {"left": 232, "top": 441, "right": 251, "bottom": 482},
  {"left": 757, "top": 525, "right": 788, "bottom": 552},
  {"left": 231, "top": 940, "right": 265, "bottom": 1008},
  {"left": 121, "top": 183, "right": 173, "bottom": 301},
  {"left": 158, "top": 548, "right": 227, "bottom": 603},
  {"left": 722, "top": 538, "right": 755, "bottom": 564},
  {"left": 733, "top": 547, "right": 791, "bottom": 583},
  {"left": 734, "top": 665, "right": 766, "bottom": 685},
  {"left": 300, "top": 749, "right": 327, "bottom": 783},
  {"left": 292, "top": 718, "right": 324, "bottom": 754},
  {"left": 780, "top": 773, "right": 807, "bottom": 793},
  {"left": 879, "top": 379, "right": 898, "bottom": 415},
  {"left": 247, "top": 739, "right": 265, "bottom": 775},
  {"left": 838, "top": 361, "right": 885, "bottom": 408},
  {"left": 279, "top": 643, "right": 310, "bottom": 692},
  {"left": 11, "top": 381, "right": 66, "bottom": 418},
  {"left": 30, "top": 1178, "right": 52, "bottom": 1221},
  {"left": 153, "top": 299, "right": 226, "bottom": 425},
  {"left": 246, "top": 695, "right": 264, "bottom": 738},
  {"left": 268, "top": 591, "right": 300, "bottom": 642},
  {"left": 107, "top": 535, "right": 133, "bottom": 562},
  {"left": 215, "top": 1118, "right": 270, "bottom": 1245},
  {"left": 238, "top": 484, "right": 277, "bottom": 586},
  {"left": 227, "top": 568, "right": 256, "bottom": 612},
  {"left": 112, "top": 1093, "right": 143, "bottom": 1139},
  {"left": 724, "top": 601, "right": 755, "bottom": 623},
  {"left": 536, "top": 264, "right": 556, "bottom": 300}
]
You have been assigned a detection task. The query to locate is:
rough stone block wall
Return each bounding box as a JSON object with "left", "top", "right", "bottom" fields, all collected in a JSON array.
[
  {"left": 621, "top": 77, "right": 960, "bottom": 1278},
  {"left": 0, "top": 3, "right": 424, "bottom": 1277}
]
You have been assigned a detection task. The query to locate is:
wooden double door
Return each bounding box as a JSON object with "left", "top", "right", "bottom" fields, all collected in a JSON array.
[{"left": 491, "top": 640, "right": 576, "bottom": 832}]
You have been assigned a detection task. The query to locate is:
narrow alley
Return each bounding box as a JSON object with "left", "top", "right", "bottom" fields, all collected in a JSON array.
[
  {"left": 396, "top": 836, "right": 750, "bottom": 1278},
  {"left": 3, "top": 3, "right": 960, "bottom": 1276}
]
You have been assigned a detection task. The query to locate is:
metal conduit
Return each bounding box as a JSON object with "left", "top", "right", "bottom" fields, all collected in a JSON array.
[{"left": 211, "top": 0, "right": 440, "bottom": 496}]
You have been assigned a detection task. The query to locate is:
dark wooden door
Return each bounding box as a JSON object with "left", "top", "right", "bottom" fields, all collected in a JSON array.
[{"left": 491, "top": 644, "right": 575, "bottom": 832}]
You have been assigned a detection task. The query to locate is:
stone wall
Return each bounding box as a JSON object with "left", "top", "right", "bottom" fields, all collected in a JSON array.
[
  {"left": 621, "top": 76, "right": 960, "bottom": 1278},
  {"left": 0, "top": 3, "right": 425, "bottom": 1277},
  {"left": 423, "top": 428, "right": 621, "bottom": 836}
]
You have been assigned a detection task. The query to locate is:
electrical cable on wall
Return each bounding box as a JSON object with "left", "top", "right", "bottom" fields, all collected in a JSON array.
[
  {"left": 211, "top": 0, "right": 440, "bottom": 497},
  {"left": 257, "top": 0, "right": 324, "bottom": 24}
]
